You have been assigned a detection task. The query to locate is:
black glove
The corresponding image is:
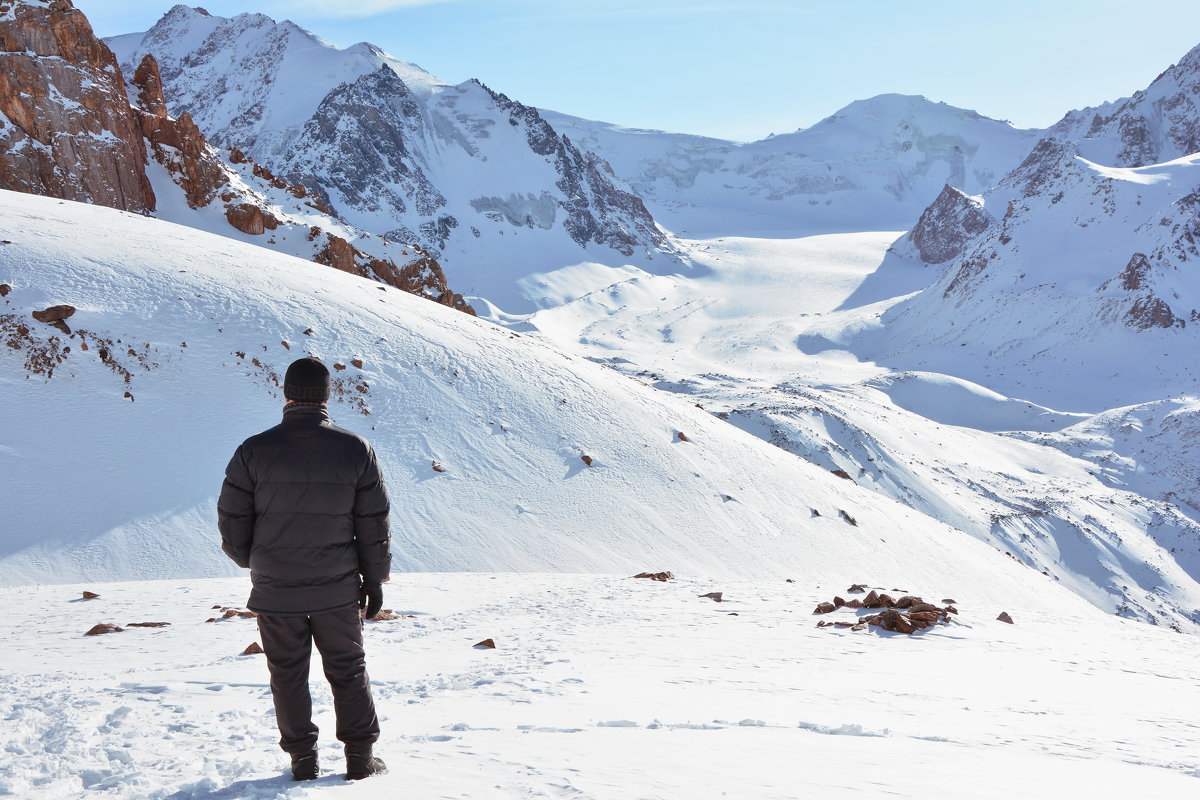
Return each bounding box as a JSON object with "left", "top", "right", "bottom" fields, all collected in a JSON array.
[{"left": 360, "top": 582, "right": 383, "bottom": 620}]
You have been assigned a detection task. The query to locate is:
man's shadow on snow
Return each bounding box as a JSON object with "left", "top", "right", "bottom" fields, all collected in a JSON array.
[{"left": 164, "top": 772, "right": 345, "bottom": 798}]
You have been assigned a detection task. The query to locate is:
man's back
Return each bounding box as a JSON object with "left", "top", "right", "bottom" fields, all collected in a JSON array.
[{"left": 218, "top": 403, "right": 391, "bottom": 615}]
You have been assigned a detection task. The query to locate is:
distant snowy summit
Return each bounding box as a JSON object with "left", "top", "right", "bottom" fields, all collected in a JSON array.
[
  {"left": 107, "top": 5, "right": 675, "bottom": 310},
  {"left": 858, "top": 41, "right": 1200, "bottom": 409},
  {"left": 542, "top": 93, "right": 1043, "bottom": 236}
]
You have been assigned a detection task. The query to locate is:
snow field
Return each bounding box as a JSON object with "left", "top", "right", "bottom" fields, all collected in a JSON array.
[
  {"left": 0, "top": 190, "right": 1103, "bottom": 627},
  {"left": 1, "top": 574, "right": 1197, "bottom": 799}
]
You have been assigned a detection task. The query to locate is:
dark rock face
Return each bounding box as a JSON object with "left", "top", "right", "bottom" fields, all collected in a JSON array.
[
  {"left": 279, "top": 66, "right": 446, "bottom": 227},
  {"left": 907, "top": 184, "right": 995, "bottom": 264},
  {"left": 478, "top": 81, "right": 666, "bottom": 256},
  {"left": 0, "top": 0, "right": 155, "bottom": 212}
]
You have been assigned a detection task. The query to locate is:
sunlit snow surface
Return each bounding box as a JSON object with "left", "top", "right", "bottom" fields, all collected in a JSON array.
[{"left": 1, "top": 574, "right": 1197, "bottom": 799}]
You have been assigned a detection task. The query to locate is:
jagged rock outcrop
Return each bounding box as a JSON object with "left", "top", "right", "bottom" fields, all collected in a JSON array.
[
  {"left": 907, "top": 184, "right": 995, "bottom": 264},
  {"left": 0, "top": 0, "right": 154, "bottom": 212},
  {"left": 131, "top": 53, "right": 223, "bottom": 209}
]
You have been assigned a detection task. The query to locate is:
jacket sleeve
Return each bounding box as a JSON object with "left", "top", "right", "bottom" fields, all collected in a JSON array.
[
  {"left": 353, "top": 443, "right": 392, "bottom": 585},
  {"left": 217, "top": 445, "right": 255, "bottom": 569}
]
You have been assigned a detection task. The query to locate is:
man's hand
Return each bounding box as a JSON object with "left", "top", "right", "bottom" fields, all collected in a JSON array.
[{"left": 360, "top": 582, "right": 383, "bottom": 620}]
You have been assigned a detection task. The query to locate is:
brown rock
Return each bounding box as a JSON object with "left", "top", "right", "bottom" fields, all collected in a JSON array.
[
  {"left": 126, "top": 622, "right": 170, "bottom": 628},
  {"left": 910, "top": 602, "right": 940, "bottom": 613},
  {"left": 941, "top": 599, "right": 957, "bottom": 605},
  {"left": 85, "top": 623, "right": 122, "bottom": 636},
  {"left": 813, "top": 602, "right": 836, "bottom": 614},
  {"left": 893, "top": 595, "right": 921, "bottom": 609},
  {"left": 242, "top": 642, "right": 264, "bottom": 655},
  {"left": 830, "top": 468, "right": 852, "bottom": 480},
  {"left": 844, "top": 598, "right": 864, "bottom": 609},
  {"left": 81, "top": 590, "right": 100, "bottom": 600},
  {"left": 878, "top": 594, "right": 897, "bottom": 608},
  {"left": 473, "top": 638, "right": 496, "bottom": 649},
  {"left": 677, "top": 431, "right": 689, "bottom": 442},
  {"left": 221, "top": 609, "right": 238, "bottom": 619},
  {"left": 850, "top": 623, "right": 866, "bottom": 631},
  {"left": 581, "top": 455, "right": 593, "bottom": 466},
  {"left": 997, "top": 612, "right": 1014, "bottom": 624},
  {"left": 211, "top": 605, "right": 222, "bottom": 610},
  {"left": 236, "top": 610, "right": 257, "bottom": 618},
  {"left": 431, "top": 461, "right": 446, "bottom": 473},
  {"left": 908, "top": 611, "right": 940, "bottom": 623},
  {"left": 785, "top": 578, "right": 795, "bottom": 583},
  {"left": 832, "top": 596, "right": 846, "bottom": 608},
  {"left": 878, "top": 609, "right": 917, "bottom": 635},
  {"left": 368, "top": 609, "right": 399, "bottom": 621},
  {"left": 351, "top": 359, "right": 364, "bottom": 369},
  {"left": 632, "top": 572, "right": 674, "bottom": 581},
  {"left": 333, "top": 363, "right": 346, "bottom": 371},
  {"left": 224, "top": 203, "right": 275, "bottom": 236},
  {"left": 698, "top": 592, "right": 724, "bottom": 602},
  {"left": 838, "top": 510, "right": 858, "bottom": 526},
  {"left": 945, "top": 606, "right": 959, "bottom": 615},
  {"left": 31, "top": 304, "right": 75, "bottom": 324},
  {"left": 0, "top": 0, "right": 156, "bottom": 212},
  {"left": 847, "top": 584, "right": 867, "bottom": 593},
  {"left": 0, "top": 283, "right": 10, "bottom": 297},
  {"left": 204, "top": 617, "right": 216, "bottom": 623},
  {"left": 862, "top": 590, "right": 883, "bottom": 608}
]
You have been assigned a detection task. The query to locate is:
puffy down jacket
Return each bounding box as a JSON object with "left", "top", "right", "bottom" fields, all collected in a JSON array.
[{"left": 218, "top": 403, "right": 391, "bottom": 614}]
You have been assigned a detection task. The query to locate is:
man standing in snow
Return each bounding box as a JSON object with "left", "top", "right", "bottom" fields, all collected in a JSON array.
[{"left": 217, "top": 356, "right": 391, "bottom": 782}]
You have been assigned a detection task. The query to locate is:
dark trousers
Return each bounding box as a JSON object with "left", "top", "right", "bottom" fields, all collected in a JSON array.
[{"left": 257, "top": 606, "right": 381, "bottom": 754}]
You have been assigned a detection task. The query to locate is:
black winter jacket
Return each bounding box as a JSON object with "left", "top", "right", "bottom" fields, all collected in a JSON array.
[{"left": 217, "top": 403, "right": 391, "bottom": 615}]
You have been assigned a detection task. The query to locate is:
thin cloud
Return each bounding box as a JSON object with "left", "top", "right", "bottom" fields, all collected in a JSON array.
[{"left": 270, "top": 0, "right": 465, "bottom": 18}]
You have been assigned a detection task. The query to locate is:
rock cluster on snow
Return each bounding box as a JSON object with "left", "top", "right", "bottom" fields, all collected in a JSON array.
[{"left": 812, "top": 585, "right": 959, "bottom": 635}]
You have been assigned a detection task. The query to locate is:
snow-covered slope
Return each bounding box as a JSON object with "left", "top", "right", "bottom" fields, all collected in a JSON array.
[
  {"left": 0, "top": 190, "right": 1080, "bottom": 622},
  {"left": 3, "top": 573, "right": 1198, "bottom": 799},
  {"left": 516, "top": 233, "right": 1200, "bottom": 630},
  {"left": 107, "top": 6, "right": 676, "bottom": 311},
  {"left": 542, "top": 95, "right": 1042, "bottom": 236}
]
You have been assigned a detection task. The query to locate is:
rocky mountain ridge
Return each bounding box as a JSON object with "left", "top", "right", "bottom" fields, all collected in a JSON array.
[
  {"left": 107, "top": 6, "right": 676, "bottom": 310},
  {"left": 0, "top": 0, "right": 471, "bottom": 311}
]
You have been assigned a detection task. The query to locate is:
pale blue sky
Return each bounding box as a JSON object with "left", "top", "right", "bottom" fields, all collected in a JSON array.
[{"left": 74, "top": 0, "right": 1200, "bottom": 142}]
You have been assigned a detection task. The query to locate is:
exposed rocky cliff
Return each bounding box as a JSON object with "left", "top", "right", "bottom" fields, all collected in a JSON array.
[{"left": 0, "top": 0, "right": 154, "bottom": 212}]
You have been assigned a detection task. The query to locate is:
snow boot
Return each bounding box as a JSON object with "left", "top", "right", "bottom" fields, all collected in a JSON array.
[
  {"left": 290, "top": 749, "right": 319, "bottom": 781},
  {"left": 344, "top": 744, "right": 387, "bottom": 780}
]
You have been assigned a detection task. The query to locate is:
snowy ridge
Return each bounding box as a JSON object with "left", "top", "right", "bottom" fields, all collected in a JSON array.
[
  {"left": 106, "top": 7, "right": 677, "bottom": 311},
  {"left": 542, "top": 94, "right": 1042, "bottom": 237}
]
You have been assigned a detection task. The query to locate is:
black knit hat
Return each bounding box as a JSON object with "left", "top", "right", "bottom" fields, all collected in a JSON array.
[{"left": 284, "top": 357, "right": 330, "bottom": 403}]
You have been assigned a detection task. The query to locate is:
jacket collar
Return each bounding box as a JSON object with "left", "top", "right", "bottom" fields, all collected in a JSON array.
[{"left": 282, "top": 403, "right": 331, "bottom": 424}]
